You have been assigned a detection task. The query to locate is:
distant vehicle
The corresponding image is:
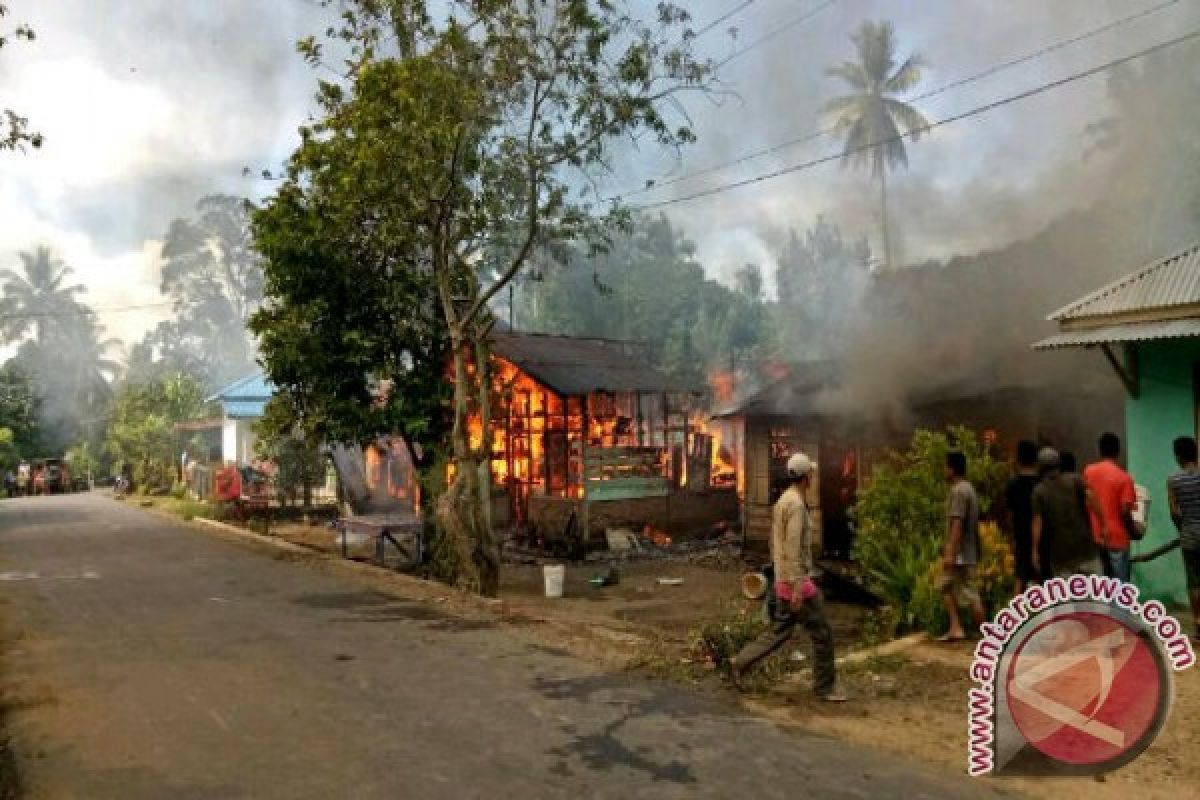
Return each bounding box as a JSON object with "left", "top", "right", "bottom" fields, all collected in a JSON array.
[
  {"left": 32, "top": 458, "right": 72, "bottom": 495},
  {"left": 16, "top": 461, "right": 31, "bottom": 496},
  {"left": 72, "top": 475, "right": 90, "bottom": 492}
]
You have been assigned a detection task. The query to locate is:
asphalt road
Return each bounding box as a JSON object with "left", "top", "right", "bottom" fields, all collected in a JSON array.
[{"left": 0, "top": 493, "right": 1002, "bottom": 799}]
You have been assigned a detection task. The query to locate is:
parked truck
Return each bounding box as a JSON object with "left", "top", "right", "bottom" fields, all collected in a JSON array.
[{"left": 31, "top": 458, "right": 72, "bottom": 495}]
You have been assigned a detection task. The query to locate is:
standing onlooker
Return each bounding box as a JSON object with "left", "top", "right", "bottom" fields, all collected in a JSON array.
[
  {"left": 1167, "top": 436, "right": 1200, "bottom": 642},
  {"left": 732, "top": 453, "right": 845, "bottom": 701},
  {"left": 938, "top": 452, "right": 985, "bottom": 642},
  {"left": 1083, "top": 432, "right": 1136, "bottom": 582},
  {"left": 1005, "top": 440, "right": 1042, "bottom": 591},
  {"left": 1032, "top": 448, "right": 1105, "bottom": 578}
]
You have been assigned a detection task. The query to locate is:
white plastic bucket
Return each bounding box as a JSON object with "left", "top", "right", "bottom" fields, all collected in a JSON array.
[{"left": 543, "top": 564, "right": 565, "bottom": 598}]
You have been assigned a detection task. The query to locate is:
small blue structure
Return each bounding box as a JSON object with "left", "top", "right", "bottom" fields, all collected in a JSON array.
[{"left": 208, "top": 372, "right": 274, "bottom": 465}]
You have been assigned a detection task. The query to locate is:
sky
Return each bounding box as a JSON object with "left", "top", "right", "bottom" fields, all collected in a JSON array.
[{"left": 1, "top": 0, "right": 1197, "bottom": 354}]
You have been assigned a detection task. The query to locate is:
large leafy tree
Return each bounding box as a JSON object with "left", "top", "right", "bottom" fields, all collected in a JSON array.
[
  {"left": 520, "top": 214, "right": 767, "bottom": 387},
  {"left": 0, "top": 360, "right": 40, "bottom": 457},
  {"left": 0, "top": 2, "right": 40, "bottom": 152},
  {"left": 251, "top": 173, "right": 450, "bottom": 470},
  {"left": 772, "top": 217, "right": 871, "bottom": 362},
  {"left": 145, "top": 195, "right": 263, "bottom": 387},
  {"left": 258, "top": 1, "right": 710, "bottom": 594},
  {"left": 105, "top": 372, "right": 209, "bottom": 489},
  {"left": 825, "top": 20, "right": 927, "bottom": 268}
]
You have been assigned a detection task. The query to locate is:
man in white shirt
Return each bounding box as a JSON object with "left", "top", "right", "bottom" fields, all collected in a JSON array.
[{"left": 731, "top": 453, "right": 844, "bottom": 701}]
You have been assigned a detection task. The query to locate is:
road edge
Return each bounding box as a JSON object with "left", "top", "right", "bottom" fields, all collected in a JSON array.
[{"left": 118, "top": 498, "right": 512, "bottom": 617}]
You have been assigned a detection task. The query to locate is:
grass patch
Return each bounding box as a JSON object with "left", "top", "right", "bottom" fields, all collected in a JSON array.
[{"left": 158, "top": 496, "right": 215, "bottom": 522}]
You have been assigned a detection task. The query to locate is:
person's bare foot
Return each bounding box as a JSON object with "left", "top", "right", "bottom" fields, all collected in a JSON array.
[{"left": 936, "top": 631, "right": 966, "bottom": 643}]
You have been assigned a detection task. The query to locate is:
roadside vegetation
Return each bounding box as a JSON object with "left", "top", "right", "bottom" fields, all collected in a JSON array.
[{"left": 854, "top": 427, "right": 1012, "bottom": 635}]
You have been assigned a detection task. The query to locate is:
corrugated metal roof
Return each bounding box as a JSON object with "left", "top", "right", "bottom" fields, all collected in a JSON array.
[
  {"left": 490, "top": 331, "right": 690, "bottom": 395},
  {"left": 208, "top": 372, "right": 274, "bottom": 418},
  {"left": 223, "top": 401, "right": 269, "bottom": 419},
  {"left": 1033, "top": 318, "right": 1200, "bottom": 349},
  {"left": 1048, "top": 243, "right": 1200, "bottom": 321}
]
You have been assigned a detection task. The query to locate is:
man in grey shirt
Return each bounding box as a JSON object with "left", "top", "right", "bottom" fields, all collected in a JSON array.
[
  {"left": 939, "top": 451, "right": 984, "bottom": 642},
  {"left": 1031, "top": 447, "right": 1104, "bottom": 578}
]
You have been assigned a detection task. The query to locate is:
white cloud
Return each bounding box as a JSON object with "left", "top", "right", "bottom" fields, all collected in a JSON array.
[{"left": 3, "top": 58, "right": 176, "bottom": 191}]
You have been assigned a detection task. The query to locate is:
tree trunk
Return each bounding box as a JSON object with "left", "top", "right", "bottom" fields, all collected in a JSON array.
[
  {"left": 879, "top": 165, "right": 891, "bottom": 270},
  {"left": 434, "top": 327, "right": 499, "bottom": 596},
  {"left": 472, "top": 325, "right": 498, "bottom": 595}
]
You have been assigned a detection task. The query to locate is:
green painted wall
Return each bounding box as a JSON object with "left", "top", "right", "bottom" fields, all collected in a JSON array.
[{"left": 1126, "top": 338, "right": 1200, "bottom": 605}]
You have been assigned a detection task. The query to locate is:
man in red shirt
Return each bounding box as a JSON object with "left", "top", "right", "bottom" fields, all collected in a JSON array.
[{"left": 1083, "top": 432, "right": 1136, "bottom": 582}]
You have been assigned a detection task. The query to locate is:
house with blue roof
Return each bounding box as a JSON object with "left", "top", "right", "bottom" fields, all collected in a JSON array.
[{"left": 207, "top": 371, "right": 274, "bottom": 466}]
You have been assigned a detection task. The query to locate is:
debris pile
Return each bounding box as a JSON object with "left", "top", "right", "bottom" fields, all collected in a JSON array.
[{"left": 501, "top": 522, "right": 744, "bottom": 568}]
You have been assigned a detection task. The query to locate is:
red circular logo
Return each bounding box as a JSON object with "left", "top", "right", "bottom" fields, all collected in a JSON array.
[{"left": 1005, "top": 611, "right": 1166, "bottom": 767}]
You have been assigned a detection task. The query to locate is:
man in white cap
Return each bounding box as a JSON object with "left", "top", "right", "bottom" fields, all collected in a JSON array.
[{"left": 731, "top": 452, "right": 844, "bottom": 701}]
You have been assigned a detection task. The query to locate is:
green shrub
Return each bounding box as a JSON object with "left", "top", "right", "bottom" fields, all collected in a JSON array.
[
  {"left": 691, "top": 601, "right": 768, "bottom": 665},
  {"left": 688, "top": 601, "right": 792, "bottom": 689},
  {"left": 171, "top": 497, "right": 214, "bottom": 522},
  {"left": 854, "top": 427, "right": 1010, "bottom": 634}
]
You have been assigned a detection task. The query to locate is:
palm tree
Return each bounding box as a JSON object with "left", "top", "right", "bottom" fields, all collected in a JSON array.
[
  {"left": 0, "top": 246, "right": 87, "bottom": 344},
  {"left": 825, "top": 20, "right": 928, "bottom": 268}
]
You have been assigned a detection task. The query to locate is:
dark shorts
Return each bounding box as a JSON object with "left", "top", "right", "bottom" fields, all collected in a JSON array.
[
  {"left": 1012, "top": 534, "right": 1035, "bottom": 582},
  {"left": 1183, "top": 548, "right": 1200, "bottom": 590}
]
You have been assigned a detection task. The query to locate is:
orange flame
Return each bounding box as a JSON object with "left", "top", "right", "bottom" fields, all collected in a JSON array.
[{"left": 689, "top": 412, "right": 738, "bottom": 490}]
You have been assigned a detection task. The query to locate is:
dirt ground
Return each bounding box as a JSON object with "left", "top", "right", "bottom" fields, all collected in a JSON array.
[
  {"left": 263, "top": 519, "right": 867, "bottom": 642},
  {"left": 155, "top": 506, "right": 1200, "bottom": 797},
  {"left": 743, "top": 636, "right": 1200, "bottom": 800}
]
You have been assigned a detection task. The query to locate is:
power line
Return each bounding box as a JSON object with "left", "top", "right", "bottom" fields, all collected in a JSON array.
[
  {"left": 714, "top": 0, "right": 841, "bottom": 69},
  {"left": 694, "top": 1, "right": 757, "bottom": 38},
  {"left": 0, "top": 302, "right": 173, "bottom": 321},
  {"left": 614, "top": 0, "right": 1182, "bottom": 201},
  {"left": 632, "top": 27, "right": 1200, "bottom": 211}
]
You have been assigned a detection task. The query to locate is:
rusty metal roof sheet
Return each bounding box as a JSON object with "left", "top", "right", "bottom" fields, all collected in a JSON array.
[
  {"left": 1033, "top": 318, "right": 1200, "bottom": 349},
  {"left": 1048, "top": 243, "right": 1200, "bottom": 322},
  {"left": 489, "top": 331, "right": 691, "bottom": 396},
  {"left": 712, "top": 367, "right": 834, "bottom": 419}
]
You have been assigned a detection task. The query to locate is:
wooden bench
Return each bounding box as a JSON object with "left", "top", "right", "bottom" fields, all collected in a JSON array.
[{"left": 335, "top": 512, "right": 424, "bottom": 570}]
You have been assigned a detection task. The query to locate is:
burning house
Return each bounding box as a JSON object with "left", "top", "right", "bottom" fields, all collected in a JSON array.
[
  {"left": 478, "top": 330, "right": 739, "bottom": 548},
  {"left": 717, "top": 365, "right": 1121, "bottom": 559}
]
